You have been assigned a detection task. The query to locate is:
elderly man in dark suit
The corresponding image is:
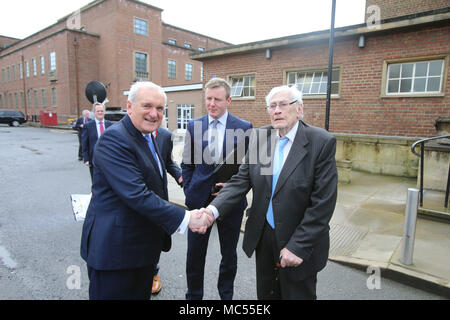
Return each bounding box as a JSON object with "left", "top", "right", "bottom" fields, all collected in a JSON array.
[
  {"left": 81, "top": 103, "right": 113, "bottom": 181},
  {"left": 80, "top": 81, "right": 212, "bottom": 300},
  {"left": 203, "top": 85, "right": 338, "bottom": 300},
  {"left": 75, "top": 110, "right": 91, "bottom": 161},
  {"left": 181, "top": 77, "right": 252, "bottom": 300}
]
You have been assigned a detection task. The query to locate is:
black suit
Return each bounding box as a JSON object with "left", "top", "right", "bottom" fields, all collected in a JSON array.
[
  {"left": 210, "top": 121, "right": 338, "bottom": 299},
  {"left": 75, "top": 116, "right": 91, "bottom": 159}
]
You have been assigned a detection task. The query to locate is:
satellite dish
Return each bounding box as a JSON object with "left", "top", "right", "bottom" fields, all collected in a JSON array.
[{"left": 85, "top": 81, "right": 107, "bottom": 104}]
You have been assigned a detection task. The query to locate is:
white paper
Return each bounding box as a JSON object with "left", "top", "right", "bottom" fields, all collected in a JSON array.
[{"left": 70, "top": 194, "right": 91, "bottom": 221}]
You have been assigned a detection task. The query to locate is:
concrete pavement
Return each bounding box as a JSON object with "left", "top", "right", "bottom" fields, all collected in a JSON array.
[{"left": 167, "top": 156, "right": 449, "bottom": 297}]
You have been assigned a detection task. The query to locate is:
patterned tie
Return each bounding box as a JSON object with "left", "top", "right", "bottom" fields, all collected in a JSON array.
[
  {"left": 99, "top": 121, "right": 104, "bottom": 135},
  {"left": 266, "top": 137, "right": 289, "bottom": 228},
  {"left": 209, "top": 119, "right": 219, "bottom": 163},
  {"left": 144, "top": 134, "right": 162, "bottom": 177}
]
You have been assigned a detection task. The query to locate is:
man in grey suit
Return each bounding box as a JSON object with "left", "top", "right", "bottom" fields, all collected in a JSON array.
[{"left": 202, "top": 85, "right": 338, "bottom": 300}]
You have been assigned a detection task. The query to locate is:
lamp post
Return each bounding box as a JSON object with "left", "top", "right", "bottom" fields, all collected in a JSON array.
[{"left": 325, "top": 0, "right": 336, "bottom": 131}]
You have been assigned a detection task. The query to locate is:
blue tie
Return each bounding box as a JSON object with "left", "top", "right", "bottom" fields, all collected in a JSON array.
[
  {"left": 144, "top": 134, "right": 162, "bottom": 177},
  {"left": 266, "top": 137, "right": 289, "bottom": 229}
]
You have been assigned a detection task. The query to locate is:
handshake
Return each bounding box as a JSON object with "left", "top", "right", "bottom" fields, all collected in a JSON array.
[{"left": 187, "top": 208, "right": 215, "bottom": 234}]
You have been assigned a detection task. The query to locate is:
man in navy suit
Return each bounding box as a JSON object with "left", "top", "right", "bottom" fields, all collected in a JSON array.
[
  {"left": 75, "top": 110, "right": 91, "bottom": 161},
  {"left": 81, "top": 103, "right": 113, "bottom": 181},
  {"left": 80, "top": 81, "right": 212, "bottom": 300},
  {"left": 181, "top": 77, "right": 252, "bottom": 300}
]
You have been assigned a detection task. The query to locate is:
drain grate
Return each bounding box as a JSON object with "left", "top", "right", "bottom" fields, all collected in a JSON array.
[{"left": 329, "top": 223, "right": 368, "bottom": 257}]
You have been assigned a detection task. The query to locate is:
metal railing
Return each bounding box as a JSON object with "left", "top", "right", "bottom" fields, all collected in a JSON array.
[{"left": 411, "top": 134, "right": 450, "bottom": 208}]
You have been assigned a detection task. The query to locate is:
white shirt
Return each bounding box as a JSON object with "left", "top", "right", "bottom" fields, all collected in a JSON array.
[
  {"left": 95, "top": 118, "right": 104, "bottom": 138},
  {"left": 208, "top": 111, "right": 228, "bottom": 156},
  {"left": 208, "top": 122, "right": 299, "bottom": 219}
]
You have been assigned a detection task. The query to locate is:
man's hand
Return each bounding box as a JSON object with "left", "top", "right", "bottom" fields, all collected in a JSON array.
[
  {"left": 211, "top": 182, "right": 226, "bottom": 197},
  {"left": 84, "top": 161, "right": 90, "bottom": 167},
  {"left": 188, "top": 209, "right": 214, "bottom": 234},
  {"left": 279, "top": 248, "right": 303, "bottom": 268}
]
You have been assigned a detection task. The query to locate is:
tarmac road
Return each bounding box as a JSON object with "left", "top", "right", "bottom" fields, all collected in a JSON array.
[{"left": 0, "top": 125, "right": 446, "bottom": 300}]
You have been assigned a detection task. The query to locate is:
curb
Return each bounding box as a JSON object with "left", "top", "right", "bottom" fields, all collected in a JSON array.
[{"left": 329, "top": 255, "right": 450, "bottom": 298}]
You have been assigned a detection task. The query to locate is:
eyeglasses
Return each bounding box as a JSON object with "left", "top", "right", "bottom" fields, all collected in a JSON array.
[{"left": 266, "top": 100, "right": 297, "bottom": 112}]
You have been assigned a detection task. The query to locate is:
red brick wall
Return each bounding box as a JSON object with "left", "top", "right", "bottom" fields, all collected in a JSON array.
[
  {"left": 366, "top": 0, "right": 450, "bottom": 20},
  {"left": 203, "top": 25, "right": 450, "bottom": 137}
]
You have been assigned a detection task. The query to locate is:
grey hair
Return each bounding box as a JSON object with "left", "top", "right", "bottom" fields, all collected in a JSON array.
[
  {"left": 265, "top": 85, "right": 303, "bottom": 106},
  {"left": 128, "top": 81, "right": 167, "bottom": 105}
]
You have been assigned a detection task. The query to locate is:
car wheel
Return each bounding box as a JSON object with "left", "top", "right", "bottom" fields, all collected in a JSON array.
[{"left": 11, "top": 121, "right": 20, "bottom": 127}]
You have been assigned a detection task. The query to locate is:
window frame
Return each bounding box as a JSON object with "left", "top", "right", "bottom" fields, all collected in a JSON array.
[
  {"left": 185, "top": 63, "right": 193, "bottom": 81},
  {"left": 284, "top": 67, "right": 341, "bottom": 99},
  {"left": 134, "top": 17, "right": 148, "bottom": 36},
  {"left": 381, "top": 55, "right": 448, "bottom": 98},
  {"left": 168, "top": 59, "right": 177, "bottom": 79},
  {"left": 228, "top": 74, "right": 256, "bottom": 100},
  {"left": 133, "top": 51, "right": 149, "bottom": 80}
]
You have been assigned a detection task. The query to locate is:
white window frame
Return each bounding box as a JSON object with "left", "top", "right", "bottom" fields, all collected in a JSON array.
[
  {"left": 40, "top": 56, "right": 45, "bottom": 74},
  {"left": 49, "top": 52, "right": 56, "bottom": 71},
  {"left": 134, "top": 17, "right": 148, "bottom": 36},
  {"left": 385, "top": 59, "right": 445, "bottom": 96},
  {"left": 168, "top": 60, "right": 177, "bottom": 79},
  {"left": 177, "top": 104, "right": 193, "bottom": 132},
  {"left": 286, "top": 68, "right": 340, "bottom": 97},
  {"left": 185, "top": 63, "right": 193, "bottom": 81},
  {"left": 229, "top": 75, "right": 256, "bottom": 99}
]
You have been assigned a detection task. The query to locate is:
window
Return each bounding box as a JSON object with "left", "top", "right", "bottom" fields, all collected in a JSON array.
[
  {"left": 185, "top": 63, "right": 193, "bottom": 81},
  {"left": 177, "top": 104, "right": 193, "bottom": 130},
  {"left": 25, "top": 61, "right": 30, "bottom": 77},
  {"left": 286, "top": 69, "right": 340, "bottom": 96},
  {"left": 40, "top": 56, "right": 45, "bottom": 74},
  {"left": 19, "top": 63, "right": 23, "bottom": 79},
  {"left": 198, "top": 47, "right": 205, "bottom": 52},
  {"left": 134, "top": 52, "right": 148, "bottom": 79},
  {"left": 168, "top": 60, "right": 176, "bottom": 79},
  {"left": 20, "top": 92, "right": 24, "bottom": 108},
  {"left": 14, "top": 92, "right": 18, "bottom": 108},
  {"left": 32, "top": 58, "right": 37, "bottom": 76},
  {"left": 385, "top": 59, "right": 444, "bottom": 95},
  {"left": 1, "top": 69, "right": 5, "bottom": 82},
  {"left": 12, "top": 65, "right": 16, "bottom": 81},
  {"left": 184, "top": 43, "right": 191, "bottom": 49},
  {"left": 52, "top": 88, "right": 57, "bottom": 106},
  {"left": 134, "top": 18, "right": 147, "bottom": 36},
  {"left": 34, "top": 90, "right": 39, "bottom": 108},
  {"left": 7, "top": 66, "right": 10, "bottom": 81},
  {"left": 42, "top": 89, "right": 47, "bottom": 107},
  {"left": 230, "top": 75, "right": 256, "bottom": 98},
  {"left": 168, "top": 39, "right": 176, "bottom": 45},
  {"left": 49, "top": 52, "right": 56, "bottom": 71}
]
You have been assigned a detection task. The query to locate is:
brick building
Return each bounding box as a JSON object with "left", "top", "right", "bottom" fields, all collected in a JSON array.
[
  {"left": 0, "top": 0, "right": 229, "bottom": 130},
  {"left": 191, "top": 2, "right": 449, "bottom": 138}
]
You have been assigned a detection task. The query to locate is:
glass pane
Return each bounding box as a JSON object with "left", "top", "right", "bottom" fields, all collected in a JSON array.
[
  {"left": 387, "top": 80, "right": 399, "bottom": 93},
  {"left": 296, "top": 73, "right": 305, "bottom": 85},
  {"left": 413, "top": 78, "right": 426, "bottom": 92},
  {"left": 428, "top": 60, "right": 443, "bottom": 76},
  {"left": 243, "top": 87, "right": 249, "bottom": 97},
  {"left": 311, "top": 82, "right": 320, "bottom": 94},
  {"left": 415, "top": 62, "right": 427, "bottom": 77},
  {"left": 249, "top": 87, "right": 255, "bottom": 97},
  {"left": 388, "top": 64, "right": 401, "bottom": 79},
  {"left": 313, "top": 72, "right": 322, "bottom": 83},
  {"left": 401, "top": 63, "right": 413, "bottom": 78},
  {"left": 331, "top": 70, "right": 339, "bottom": 82},
  {"left": 243, "top": 76, "right": 250, "bottom": 86},
  {"left": 427, "top": 77, "right": 440, "bottom": 92},
  {"left": 331, "top": 83, "right": 339, "bottom": 95},
  {"left": 303, "top": 74, "right": 312, "bottom": 93},
  {"left": 287, "top": 72, "right": 295, "bottom": 84},
  {"left": 319, "top": 82, "right": 327, "bottom": 94},
  {"left": 400, "top": 79, "right": 412, "bottom": 92}
]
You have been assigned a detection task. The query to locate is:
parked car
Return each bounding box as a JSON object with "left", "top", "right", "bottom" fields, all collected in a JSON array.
[
  {"left": 105, "top": 107, "right": 127, "bottom": 122},
  {"left": 0, "top": 110, "right": 27, "bottom": 127}
]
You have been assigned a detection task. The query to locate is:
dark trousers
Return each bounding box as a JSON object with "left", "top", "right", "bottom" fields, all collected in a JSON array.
[
  {"left": 185, "top": 210, "right": 243, "bottom": 300},
  {"left": 77, "top": 135, "right": 82, "bottom": 159},
  {"left": 255, "top": 222, "right": 317, "bottom": 300},
  {"left": 87, "top": 265, "right": 156, "bottom": 300}
]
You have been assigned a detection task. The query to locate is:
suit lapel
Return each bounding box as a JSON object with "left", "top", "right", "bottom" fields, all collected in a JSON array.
[{"left": 273, "top": 121, "right": 309, "bottom": 197}]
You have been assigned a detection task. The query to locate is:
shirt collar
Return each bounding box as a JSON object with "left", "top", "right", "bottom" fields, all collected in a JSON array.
[
  {"left": 208, "top": 110, "right": 228, "bottom": 127},
  {"left": 278, "top": 121, "right": 299, "bottom": 143}
]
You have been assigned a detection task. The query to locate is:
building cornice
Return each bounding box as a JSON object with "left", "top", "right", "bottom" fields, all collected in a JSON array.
[{"left": 190, "top": 10, "right": 450, "bottom": 60}]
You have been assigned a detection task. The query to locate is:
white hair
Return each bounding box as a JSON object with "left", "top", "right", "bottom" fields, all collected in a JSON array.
[
  {"left": 128, "top": 81, "right": 167, "bottom": 105},
  {"left": 265, "top": 85, "right": 303, "bottom": 106}
]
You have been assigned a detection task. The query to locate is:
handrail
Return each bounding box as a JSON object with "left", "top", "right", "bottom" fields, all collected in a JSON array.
[
  {"left": 411, "top": 134, "right": 450, "bottom": 157},
  {"left": 411, "top": 134, "right": 450, "bottom": 208}
]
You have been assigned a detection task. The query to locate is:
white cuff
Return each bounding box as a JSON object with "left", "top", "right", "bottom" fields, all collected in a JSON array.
[
  {"left": 176, "top": 210, "right": 190, "bottom": 234},
  {"left": 207, "top": 205, "right": 219, "bottom": 220}
]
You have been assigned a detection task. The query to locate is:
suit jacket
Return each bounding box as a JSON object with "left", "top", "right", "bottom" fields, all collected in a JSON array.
[
  {"left": 155, "top": 127, "right": 182, "bottom": 187},
  {"left": 81, "top": 119, "right": 113, "bottom": 163},
  {"left": 210, "top": 121, "right": 338, "bottom": 280},
  {"left": 80, "top": 115, "right": 185, "bottom": 270},
  {"left": 75, "top": 116, "right": 91, "bottom": 138},
  {"left": 181, "top": 113, "right": 252, "bottom": 211}
]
